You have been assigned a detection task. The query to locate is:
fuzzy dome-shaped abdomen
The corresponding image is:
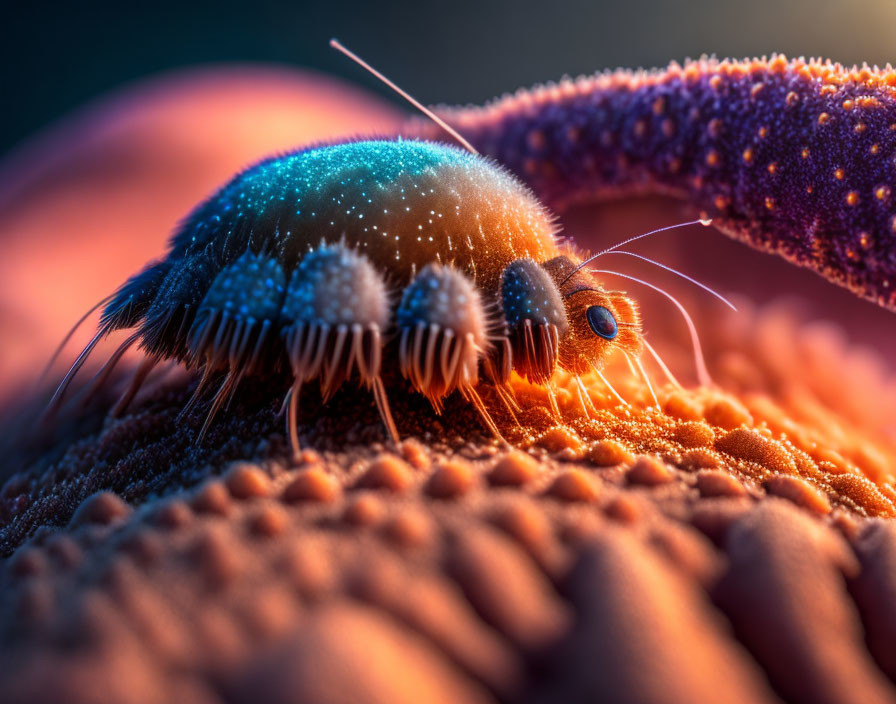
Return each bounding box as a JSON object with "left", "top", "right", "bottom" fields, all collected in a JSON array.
[{"left": 172, "top": 140, "right": 558, "bottom": 291}]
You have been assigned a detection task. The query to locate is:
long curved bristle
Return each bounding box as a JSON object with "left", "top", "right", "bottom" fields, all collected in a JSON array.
[
  {"left": 286, "top": 381, "right": 303, "bottom": 460},
  {"left": 196, "top": 371, "right": 240, "bottom": 444},
  {"left": 37, "top": 293, "right": 114, "bottom": 388},
  {"left": 591, "top": 361, "right": 630, "bottom": 407},
  {"left": 592, "top": 269, "right": 713, "bottom": 387},
  {"left": 560, "top": 219, "right": 711, "bottom": 286},
  {"left": 643, "top": 339, "right": 682, "bottom": 389},
  {"left": 603, "top": 250, "right": 737, "bottom": 311},
  {"left": 45, "top": 329, "right": 106, "bottom": 415},
  {"left": 372, "top": 377, "right": 400, "bottom": 445},
  {"left": 77, "top": 330, "right": 141, "bottom": 406},
  {"left": 624, "top": 350, "right": 660, "bottom": 409},
  {"left": 460, "top": 384, "right": 506, "bottom": 445},
  {"left": 111, "top": 355, "right": 159, "bottom": 417}
]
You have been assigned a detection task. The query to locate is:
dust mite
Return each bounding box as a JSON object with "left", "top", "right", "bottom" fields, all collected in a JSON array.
[
  {"left": 49, "top": 139, "right": 665, "bottom": 450},
  {"left": 49, "top": 42, "right": 728, "bottom": 453}
]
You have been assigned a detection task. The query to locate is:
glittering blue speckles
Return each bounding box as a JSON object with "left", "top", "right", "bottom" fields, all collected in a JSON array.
[
  {"left": 172, "top": 140, "right": 483, "bottom": 262},
  {"left": 197, "top": 250, "right": 286, "bottom": 323},
  {"left": 500, "top": 258, "right": 568, "bottom": 333}
]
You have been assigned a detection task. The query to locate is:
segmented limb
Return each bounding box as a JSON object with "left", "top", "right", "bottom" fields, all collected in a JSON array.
[
  {"left": 591, "top": 361, "right": 630, "bottom": 407},
  {"left": 285, "top": 380, "right": 303, "bottom": 459},
  {"left": 644, "top": 339, "right": 682, "bottom": 389},
  {"left": 112, "top": 355, "right": 159, "bottom": 417},
  {"left": 196, "top": 370, "right": 242, "bottom": 443},
  {"left": 45, "top": 329, "right": 109, "bottom": 417},
  {"left": 77, "top": 330, "right": 142, "bottom": 407}
]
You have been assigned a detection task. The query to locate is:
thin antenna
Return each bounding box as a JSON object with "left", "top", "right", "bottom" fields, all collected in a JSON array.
[
  {"left": 602, "top": 250, "right": 737, "bottom": 311},
  {"left": 329, "top": 38, "right": 479, "bottom": 155},
  {"left": 560, "top": 219, "right": 712, "bottom": 286}
]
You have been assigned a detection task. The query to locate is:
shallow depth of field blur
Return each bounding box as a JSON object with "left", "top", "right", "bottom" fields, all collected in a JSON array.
[{"left": 1, "top": 0, "right": 894, "bottom": 402}]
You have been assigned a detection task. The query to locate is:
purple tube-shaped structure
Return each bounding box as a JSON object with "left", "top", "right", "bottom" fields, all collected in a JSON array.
[{"left": 407, "top": 56, "right": 896, "bottom": 311}]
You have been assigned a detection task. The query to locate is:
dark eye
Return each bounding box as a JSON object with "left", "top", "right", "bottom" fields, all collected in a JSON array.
[{"left": 586, "top": 305, "right": 618, "bottom": 339}]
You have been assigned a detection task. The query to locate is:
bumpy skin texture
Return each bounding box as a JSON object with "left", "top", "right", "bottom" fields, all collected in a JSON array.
[
  {"left": 3, "top": 302, "right": 896, "bottom": 704},
  {"left": 412, "top": 56, "right": 896, "bottom": 310}
]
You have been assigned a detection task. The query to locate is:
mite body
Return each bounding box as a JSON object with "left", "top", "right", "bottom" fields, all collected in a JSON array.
[
  {"left": 47, "top": 50, "right": 896, "bottom": 452},
  {"left": 53, "top": 139, "right": 642, "bottom": 449}
]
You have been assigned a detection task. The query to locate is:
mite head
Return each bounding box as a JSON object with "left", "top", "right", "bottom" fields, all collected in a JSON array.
[{"left": 540, "top": 255, "right": 642, "bottom": 376}]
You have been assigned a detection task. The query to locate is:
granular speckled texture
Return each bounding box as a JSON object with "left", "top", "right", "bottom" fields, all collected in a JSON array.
[{"left": 2, "top": 300, "right": 896, "bottom": 704}]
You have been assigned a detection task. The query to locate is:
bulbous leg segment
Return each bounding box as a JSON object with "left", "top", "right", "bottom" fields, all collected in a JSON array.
[
  {"left": 186, "top": 250, "right": 287, "bottom": 442},
  {"left": 499, "top": 257, "right": 569, "bottom": 420},
  {"left": 280, "top": 244, "right": 395, "bottom": 455},
  {"left": 500, "top": 258, "right": 568, "bottom": 384},
  {"left": 397, "top": 263, "right": 503, "bottom": 441}
]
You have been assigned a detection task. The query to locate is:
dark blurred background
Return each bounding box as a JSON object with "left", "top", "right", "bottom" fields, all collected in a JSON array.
[{"left": 5, "top": 0, "right": 896, "bottom": 157}]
